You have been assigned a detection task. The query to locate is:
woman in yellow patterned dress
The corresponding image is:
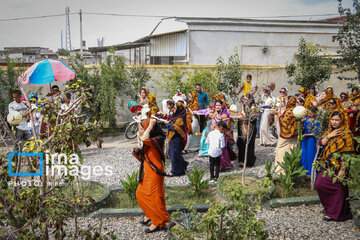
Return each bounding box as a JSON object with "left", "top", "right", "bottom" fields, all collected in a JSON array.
[{"left": 274, "top": 96, "right": 298, "bottom": 174}]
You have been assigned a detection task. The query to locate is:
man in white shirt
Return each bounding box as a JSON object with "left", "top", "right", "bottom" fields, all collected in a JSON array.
[
  {"left": 8, "top": 90, "right": 31, "bottom": 141},
  {"left": 206, "top": 121, "right": 226, "bottom": 183}
]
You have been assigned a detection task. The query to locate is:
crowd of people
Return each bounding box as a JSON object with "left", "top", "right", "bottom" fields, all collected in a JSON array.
[
  {"left": 130, "top": 76, "right": 359, "bottom": 232},
  {"left": 7, "top": 77, "right": 360, "bottom": 233}
]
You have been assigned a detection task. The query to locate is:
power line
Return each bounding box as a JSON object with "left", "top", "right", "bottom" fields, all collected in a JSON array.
[
  {"left": 0, "top": 13, "right": 72, "bottom": 22},
  {"left": 0, "top": 11, "right": 340, "bottom": 22},
  {"left": 82, "top": 12, "right": 173, "bottom": 18}
]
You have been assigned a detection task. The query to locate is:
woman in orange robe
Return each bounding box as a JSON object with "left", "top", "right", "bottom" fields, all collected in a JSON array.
[{"left": 135, "top": 118, "right": 171, "bottom": 233}]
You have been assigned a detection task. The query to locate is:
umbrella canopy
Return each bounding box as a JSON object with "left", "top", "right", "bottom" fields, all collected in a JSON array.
[{"left": 18, "top": 59, "right": 76, "bottom": 84}]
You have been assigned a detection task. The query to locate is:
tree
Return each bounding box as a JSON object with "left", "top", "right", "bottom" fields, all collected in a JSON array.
[
  {"left": 157, "top": 66, "right": 187, "bottom": 98},
  {"left": 286, "top": 37, "right": 333, "bottom": 89},
  {"left": 68, "top": 48, "right": 128, "bottom": 128},
  {"left": 0, "top": 54, "right": 26, "bottom": 116},
  {"left": 126, "top": 65, "right": 151, "bottom": 98},
  {"left": 336, "top": 0, "right": 360, "bottom": 83},
  {"left": 216, "top": 48, "right": 244, "bottom": 103}
]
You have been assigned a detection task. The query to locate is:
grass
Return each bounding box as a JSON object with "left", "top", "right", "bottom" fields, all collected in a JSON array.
[
  {"left": 105, "top": 185, "right": 217, "bottom": 209},
  {"left": 221, "top": 174, "right": 271, "bottom": 194},
  {"left": 273, "top": 177, "right": 317, "bottom": 198},
  {"left": 58, "top": 181, "right": 107, "bottom": 202}
]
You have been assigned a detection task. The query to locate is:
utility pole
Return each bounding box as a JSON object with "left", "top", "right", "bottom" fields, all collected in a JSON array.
[
  {"left": 61, "top": 30, "right": 63, "bottom": 49},
  {"left": 65, "top": 7, "right": 72, "bottom": 50},
  {"left": 79, "top": 9, "right": 83, "bottom": 57}
]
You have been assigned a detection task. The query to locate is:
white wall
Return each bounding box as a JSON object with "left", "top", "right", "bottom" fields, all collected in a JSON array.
[{"left": 188, "top": 31, "right": 339, "bottom": 66}]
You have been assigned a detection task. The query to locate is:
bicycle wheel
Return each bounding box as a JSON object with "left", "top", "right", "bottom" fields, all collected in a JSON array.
[{"left": 125, "top": 121, "right": 138, "bottom": 139}]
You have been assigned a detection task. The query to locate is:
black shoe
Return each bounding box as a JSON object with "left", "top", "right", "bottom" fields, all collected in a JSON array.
[
  {"left": 145, "top": 226, "right": 164, "bottom": 233},
  {"left": 139, "top": 218, "right": 151, "bottom": 225},
  {"left": 322, "top": 209, "right": 326, "bottom": 215},
  {"left": 323, "top": 216, "right": 334, "bottom": 222}
]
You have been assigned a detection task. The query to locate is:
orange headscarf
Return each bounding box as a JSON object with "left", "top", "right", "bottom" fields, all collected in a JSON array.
[{"left": 279, "top": 96, "right": 298, "bottom": 139}]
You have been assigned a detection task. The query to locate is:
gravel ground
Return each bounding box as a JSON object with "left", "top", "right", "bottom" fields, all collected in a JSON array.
[
  {"left": 80, "top": 138, "right": 275, "bottom": 187},
  {"left": 258, "top": 204, "right": 360, "bottom": 240},
  {"left": 60, "top": 204, "right": 360, "bottom": 240}
]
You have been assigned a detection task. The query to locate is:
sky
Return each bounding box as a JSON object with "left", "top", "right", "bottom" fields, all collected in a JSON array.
[{"left": 0, "top": 0, "right": 354, "bottom": 51}]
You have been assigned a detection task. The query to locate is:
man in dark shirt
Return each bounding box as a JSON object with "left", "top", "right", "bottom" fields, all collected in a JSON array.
[{"left": 195, "top": 83, "right": 210, "bottom": 132}]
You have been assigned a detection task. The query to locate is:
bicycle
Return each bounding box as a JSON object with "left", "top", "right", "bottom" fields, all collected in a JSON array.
[{"left": 125, "top": 120, "right": 138, "bottom": 139}]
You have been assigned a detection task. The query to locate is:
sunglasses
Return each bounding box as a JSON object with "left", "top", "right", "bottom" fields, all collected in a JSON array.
[
  {"left": 329, "top": 102, "right": 336, "bottom": 105},
  {"left": 280, "top": 91, "right": 286, "bottom": 93},
  {"left": 340, "top": 96, "right": 347, "bottom": 98}
]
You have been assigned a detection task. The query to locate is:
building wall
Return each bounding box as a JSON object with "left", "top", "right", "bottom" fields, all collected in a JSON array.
[{"left": 188, "top": 30, "right": 338, "bottom": 65}]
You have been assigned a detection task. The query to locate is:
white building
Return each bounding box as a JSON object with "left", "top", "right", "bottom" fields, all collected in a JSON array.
[{"left": 89, "top": 17, "right": 339, "bottom": 67}]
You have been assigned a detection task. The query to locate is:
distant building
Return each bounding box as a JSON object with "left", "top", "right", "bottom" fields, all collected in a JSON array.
[
  {"left": 69, "top": 49, "right": 97, "bottom": 65},
  {"left": 0, "top": 47, "right": 56, "bottom": 65}
]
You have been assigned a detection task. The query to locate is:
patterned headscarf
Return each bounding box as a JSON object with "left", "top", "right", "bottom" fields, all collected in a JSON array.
[
  {"left": 211, "top": 99, "right": 231, "bottom": 129},
  {"left": 212, "top": 94, "right": 230, "bottom": 109},
  {"left": 140, "top": 86, "right": 159, "bottom": 115},
  {"left": 211, "top": 99, "right": 234, "bottom": 145},
  {"left": 299, "top": 87, "right": 315, "bottom": 109},
  {"left": 168, "top": 101, "right": 187, "bottom": 145},
  {"left": 186, "top": 91, "right": 200, "bottom": 134},
  {"left": 279, "top": 96, "right": 298, "bottom": 139},
  {"left": 321, "top": 111, "right": 354, "bottom": 171},
  {"left": 349, "top": 87, "right": 360, "bottom": 101},
  {"left": 320, "top": 87, "right": 341, "bottom": 110},
  {"left": 327, "top": 98, "right": 349, "bottom": 128}
]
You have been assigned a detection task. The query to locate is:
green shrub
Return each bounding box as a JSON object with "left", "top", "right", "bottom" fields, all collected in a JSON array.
[
  {"left": 169, "top": 182, "right": 269, "bottom": 240},
  {"left": 185, "top": 166, "right": 209, "bottom": 197},
  {"left": 265, "top": 159, "right": 276, "bottom": 182},
  {"left": 120, "top": 170, "right": 139, "bottom": 205},
  {"left": 277, "top": 147, "right": 307, "bottom": 197}
]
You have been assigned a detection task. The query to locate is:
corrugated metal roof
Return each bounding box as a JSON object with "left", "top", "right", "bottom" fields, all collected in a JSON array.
[
  {"left": 188, "top": 24, "right": 338, "bottom": 34},
  {"left": 150, "top": 32, "right": 187, "bottom": 57}
]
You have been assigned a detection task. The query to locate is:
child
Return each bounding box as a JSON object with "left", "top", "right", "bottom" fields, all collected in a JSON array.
[
  {"left": 237, "top": 74, "right": 258, "bottom": 96},
  {"left": 301, "top": 106, "right": 320, "bottom": 175},
  {"left": 206, "top": 121, "right": 226, "bottom": 183}
]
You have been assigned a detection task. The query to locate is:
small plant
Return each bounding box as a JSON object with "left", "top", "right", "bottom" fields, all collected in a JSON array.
[
  {"left": 200, "top": 183, "right": 269, "bottom": 240},
  {"left": 277, "top": 147, "right": 308, "bottom": 197},
  {"left": 185, "top": 166, "right": 209, "bottom": 197},
  {"left": 265, "top": 159, "right": 276, "bottom": 182},
  {"left": 120, "top": 170, "right": 139, "bottom": 205},
  {"left": 169, "top": 201, "right": 201, "bottom": 240},
  {"left": 169, "top": 183, "right": 269, "bottom": 240}
]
